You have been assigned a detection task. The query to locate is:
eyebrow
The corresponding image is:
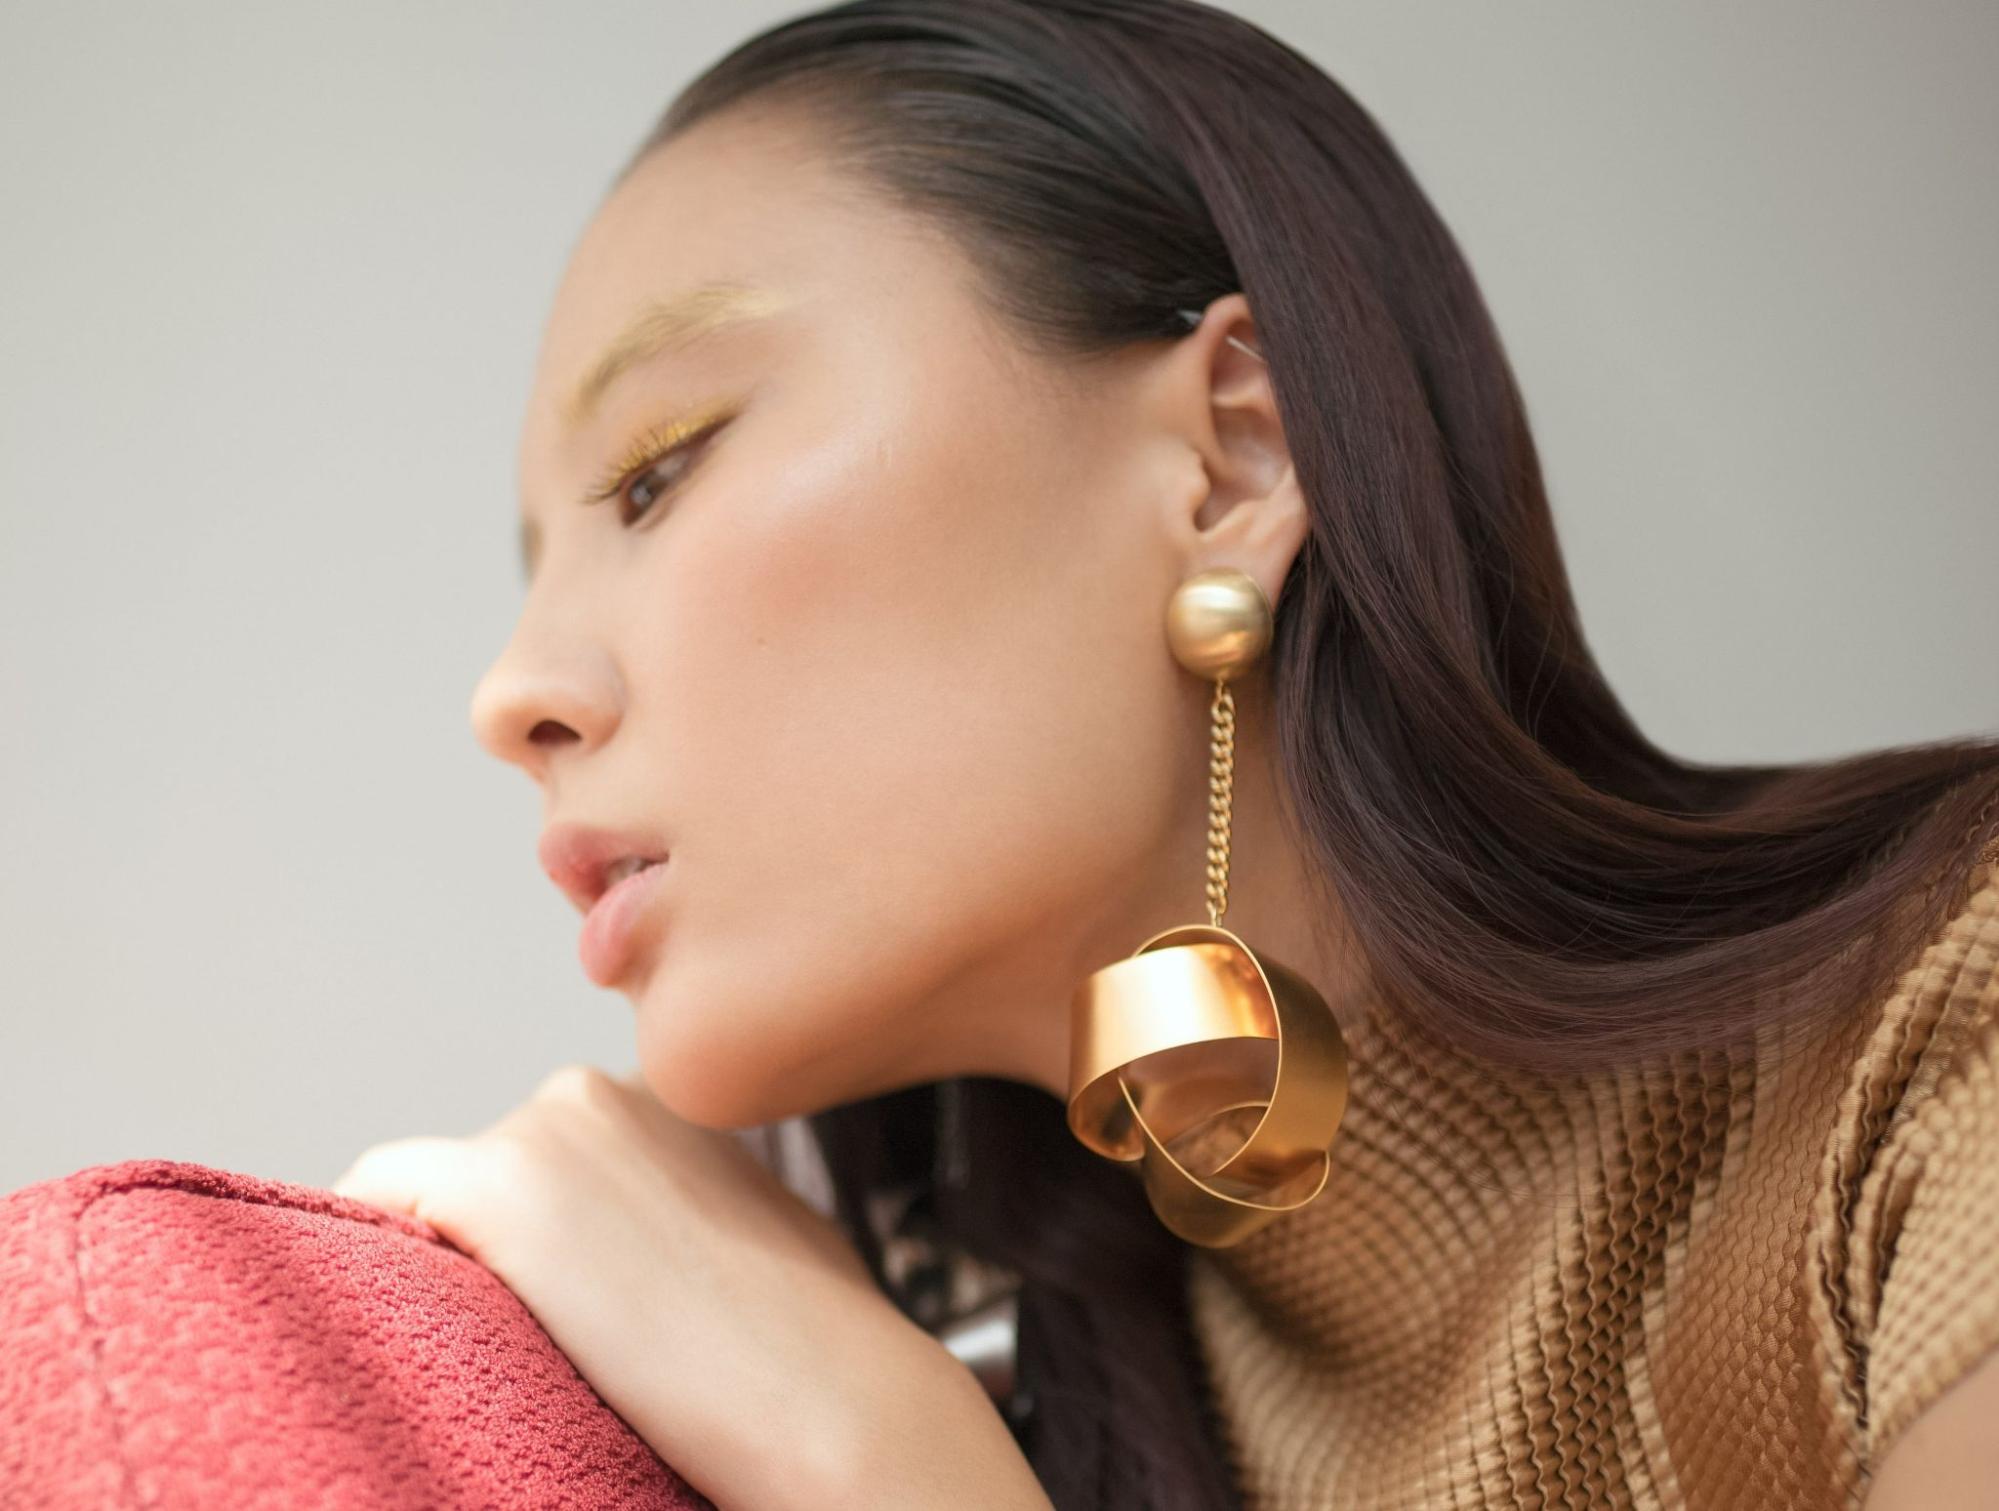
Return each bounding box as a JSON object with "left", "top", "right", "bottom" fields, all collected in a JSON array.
[
  {"left": 561, "top": 280, "right": 790, "bottom": 432},
  {"left": 520, "top": 280, "right": 790, "bottom": 584}
]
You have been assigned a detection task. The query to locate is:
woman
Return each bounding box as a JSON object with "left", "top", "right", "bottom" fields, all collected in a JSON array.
[{"left": 330, "top": 2, "right": 1999, "bottom": 1507}]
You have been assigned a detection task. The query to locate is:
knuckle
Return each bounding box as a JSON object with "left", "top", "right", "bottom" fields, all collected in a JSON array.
[
  {"left": 533, "top": 1061, "right": 615, "bottom": 1106},
  {"left": 337, "top": 1135, "right": 417, "bottom": 1183},
  {"left": 476, "top": 1126, "right": 541, "bottom": 1191}
]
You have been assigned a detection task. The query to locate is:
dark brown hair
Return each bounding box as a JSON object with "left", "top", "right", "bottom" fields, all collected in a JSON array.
[{"left": 627, "top": 3, "right": 1999, "bottom": 1505}]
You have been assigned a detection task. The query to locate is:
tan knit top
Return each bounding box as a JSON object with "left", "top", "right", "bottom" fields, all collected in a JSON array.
[{"left": 1188, "top": 830, "right": 1999, "bottom": 1510}]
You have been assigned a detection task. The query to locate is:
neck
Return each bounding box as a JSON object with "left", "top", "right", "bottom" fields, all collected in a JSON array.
[{"left": 987, "top": 675, "right": 1369, "bottom": 1105}]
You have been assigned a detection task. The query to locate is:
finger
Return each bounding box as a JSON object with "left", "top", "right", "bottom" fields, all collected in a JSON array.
[{"left": 328, "top": 1136, "right": 468, "bottom": 1222}]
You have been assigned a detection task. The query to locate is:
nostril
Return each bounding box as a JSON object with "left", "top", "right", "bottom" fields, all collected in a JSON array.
[{"left": 526, "top": 719, "right": 579, "bottom": 747}]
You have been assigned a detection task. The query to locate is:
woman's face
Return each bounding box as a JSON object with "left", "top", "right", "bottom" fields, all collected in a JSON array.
[{"left": 471, "top": 105, "right": 1304, "bottom": 1128}]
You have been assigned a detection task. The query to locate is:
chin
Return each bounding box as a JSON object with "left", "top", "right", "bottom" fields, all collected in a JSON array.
[{"left": 629, "top": 979, "right": 822, "bottom": 1131}]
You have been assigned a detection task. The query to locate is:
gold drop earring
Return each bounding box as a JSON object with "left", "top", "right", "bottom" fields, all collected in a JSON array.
[{"left": 1065, "top": 566, "right": 1350, "bottom": 1248}]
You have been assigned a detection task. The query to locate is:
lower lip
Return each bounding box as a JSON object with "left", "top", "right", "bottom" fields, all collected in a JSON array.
[{"left": 578, "top": 861, "right": 669, "bottom": 987}]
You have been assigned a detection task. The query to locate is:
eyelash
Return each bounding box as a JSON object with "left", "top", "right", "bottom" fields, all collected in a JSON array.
[{"left": 584, "top": 405, "right": 734, "bottom": 527}]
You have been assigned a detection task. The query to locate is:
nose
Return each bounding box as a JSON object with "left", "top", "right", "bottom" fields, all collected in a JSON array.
[{"left": 468, "top": 625, "right": 621, "bottom": 782}]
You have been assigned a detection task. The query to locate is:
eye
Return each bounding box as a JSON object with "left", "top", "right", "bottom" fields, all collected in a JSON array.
[
  {"left": 613, "top": 435, "right": 706, "bottom": 527},
  {"left": 584, "top": 410, "right": 731, "bottom": 528}
]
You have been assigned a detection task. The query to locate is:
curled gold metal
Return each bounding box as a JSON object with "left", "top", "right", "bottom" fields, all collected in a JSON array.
[{"left": 1066, "top": 922, "right": 1349, "bottom": 1248}]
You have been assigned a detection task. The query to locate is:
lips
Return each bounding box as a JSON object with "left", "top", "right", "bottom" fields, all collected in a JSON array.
[
  {"left": 576, "top": 859, "right": 671, "bottom": 987},
  {"left": 602, "top": 854, "right": 664, "bottom": 890},
  {"left": 538, "top": 821, "right": 670, "bottom": 917}
]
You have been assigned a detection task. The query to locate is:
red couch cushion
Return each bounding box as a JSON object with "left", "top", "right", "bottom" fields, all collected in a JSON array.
[{"left": 0, "top": 1158, "right": 715, "bottom": 1509}]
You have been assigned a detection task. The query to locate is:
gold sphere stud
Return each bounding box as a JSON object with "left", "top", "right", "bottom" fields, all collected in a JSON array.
[{"left": 1165, "top": 567, "right": 1273, "bottom": 680}]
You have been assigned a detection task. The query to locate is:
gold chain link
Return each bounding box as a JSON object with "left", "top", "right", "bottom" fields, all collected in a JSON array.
[{"left": 1205, "top": 677, "right": 1237, "bottom": 925}]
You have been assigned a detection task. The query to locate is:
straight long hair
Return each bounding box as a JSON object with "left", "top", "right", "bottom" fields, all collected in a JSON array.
[{"left": 631, "top": 4, "right": 1999, "bottom": 1505}]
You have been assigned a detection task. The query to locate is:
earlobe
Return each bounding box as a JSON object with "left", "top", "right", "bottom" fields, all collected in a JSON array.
[{"left": 1192, "top": 456, "right": 1309, "bottom": 616}]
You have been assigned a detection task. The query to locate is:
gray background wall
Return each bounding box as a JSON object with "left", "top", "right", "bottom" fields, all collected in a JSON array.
[{"left": 4, "top": 1, "right": 1996, "bottom": 1198}]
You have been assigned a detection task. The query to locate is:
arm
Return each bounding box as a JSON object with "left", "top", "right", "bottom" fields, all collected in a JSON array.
[
  {"left": 1863, "top": 1345, "right": 1999, "bottom": 1509},
  {"left": 812, "top": 1320, "right": 1053, "bottom": 1510}
]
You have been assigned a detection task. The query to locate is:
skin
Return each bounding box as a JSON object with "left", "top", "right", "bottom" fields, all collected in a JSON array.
[
  {"left": 334, "top": 98, "right": 1362, "bottom": 1507},
  {"left": 1862, "top": 1345, "right": 1999, "bottom": 1508},
  {"left": 341, "top": 97, "right": 1998, "bottom": 1505},
  {"left": 469, "top": 98, "right": 1364, "bottom": 1129}
]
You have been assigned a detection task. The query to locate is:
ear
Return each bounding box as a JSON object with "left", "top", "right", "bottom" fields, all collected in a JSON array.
[{"left": 1162, "top": 292, "right": 1309, "bottom": 614}]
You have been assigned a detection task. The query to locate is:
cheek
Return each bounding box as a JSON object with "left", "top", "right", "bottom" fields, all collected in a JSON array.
[{"left": 627, "top": 410, "right": 1185, "bottom": 1109}]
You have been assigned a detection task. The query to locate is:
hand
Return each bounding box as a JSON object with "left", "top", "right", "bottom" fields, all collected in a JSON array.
[{"left": 329, "top": 1063, "right": 1050, "bottom": 1510}]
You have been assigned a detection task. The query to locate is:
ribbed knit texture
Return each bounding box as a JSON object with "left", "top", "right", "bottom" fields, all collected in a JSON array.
[
  {"left": 1188, "top": 841, "right": 1999, "bottom": 1510},
  {"left": 0, "top": 1158, "right": 715, "bottom": 1509}
]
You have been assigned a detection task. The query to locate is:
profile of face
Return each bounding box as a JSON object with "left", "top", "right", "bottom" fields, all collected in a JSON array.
[{"left": 470, "top": 102, "right": 1311, "bottom": 1130}]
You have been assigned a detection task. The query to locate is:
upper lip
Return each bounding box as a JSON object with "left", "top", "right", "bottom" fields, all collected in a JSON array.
[{"left": 538, "top": 821, "right": 669, "bottom": 916}]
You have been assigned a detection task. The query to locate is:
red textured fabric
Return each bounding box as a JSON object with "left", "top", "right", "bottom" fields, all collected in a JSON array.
[{"left": 0, "top": 1158, "right": 716, "bottom": 1510}]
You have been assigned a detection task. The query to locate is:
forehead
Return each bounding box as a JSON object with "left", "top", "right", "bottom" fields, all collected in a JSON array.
[
  {"left": 525, "top": 110, "right": 904, "bottom": 440},
  {"left": 510, "top": 103, "right": 1072, "bottom": 573}
]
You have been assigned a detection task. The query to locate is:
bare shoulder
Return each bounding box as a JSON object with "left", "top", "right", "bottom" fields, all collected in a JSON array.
[{"left": 1863, "top": 1344, "right": 1999, "bottom": 1508}]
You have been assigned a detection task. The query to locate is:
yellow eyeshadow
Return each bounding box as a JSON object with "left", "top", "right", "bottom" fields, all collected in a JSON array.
[{"left": 584, "top": 397, "right": 738, "bottom": 503}]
